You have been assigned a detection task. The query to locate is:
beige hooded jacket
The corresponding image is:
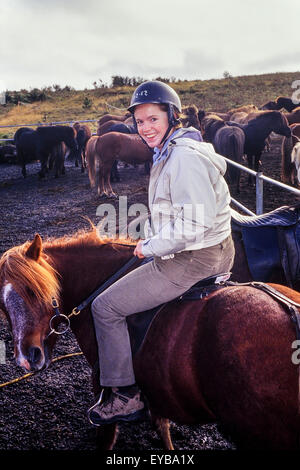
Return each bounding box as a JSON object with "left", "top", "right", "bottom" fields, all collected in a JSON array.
[{"left": 141, "top": 128, "right": 232, "bottom": 258}]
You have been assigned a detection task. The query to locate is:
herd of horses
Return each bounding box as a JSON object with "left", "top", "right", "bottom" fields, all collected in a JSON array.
[
  {"left": 7, "top": 95, "right": 300, "bottom": 198},
  {"left": 2, "top": 95, "right": 300, "bottom": 451}
]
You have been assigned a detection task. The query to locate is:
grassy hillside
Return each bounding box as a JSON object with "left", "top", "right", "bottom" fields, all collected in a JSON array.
[{"left": 0, "top": 71, "right": 299, "bottom": 140}]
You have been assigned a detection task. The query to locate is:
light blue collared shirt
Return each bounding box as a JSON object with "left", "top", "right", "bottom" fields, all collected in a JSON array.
[{"left": 152, "top": 129, "right": 182, "bottom": 166}]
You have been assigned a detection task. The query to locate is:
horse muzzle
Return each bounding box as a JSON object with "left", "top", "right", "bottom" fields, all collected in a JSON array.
[{"left": 16, "top": 343, "right": 50, "bottom": 372}]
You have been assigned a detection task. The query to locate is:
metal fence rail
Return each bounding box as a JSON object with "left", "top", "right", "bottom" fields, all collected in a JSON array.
[{"left": 222, "top": 156, "right": 300, "bottom": 215}]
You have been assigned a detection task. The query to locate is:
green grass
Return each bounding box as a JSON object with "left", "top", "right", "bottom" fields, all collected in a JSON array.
[{"left": 0, "top": 71, "right": 299, "bottom": 140}]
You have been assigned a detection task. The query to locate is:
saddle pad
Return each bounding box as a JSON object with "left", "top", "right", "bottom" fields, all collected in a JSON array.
[
  {"left": 231, "top": 206, "right": 299, "bottom": 228},
  {"left": 241, "top": 225, "right": 281, "bottom": 281}
]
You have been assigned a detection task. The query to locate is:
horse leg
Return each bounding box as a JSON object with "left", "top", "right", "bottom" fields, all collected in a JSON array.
[
  {"left": 95, "top": 425, "right": 119, "bottom": 450},
  {"left": 81, "top": 148, "right": 86, "bottom": 173},
  {"left": 97, "top": 163, "right": 106, "bottom": 198},
  {"left": 255, "top": 153, "right": 262, "bottom": 172},
  {"left": 150, "top": 412, "right": 174, "bottom": 450},
  {"left": 110, "top": 160, "right": 120, "bottom": 183},
  {"left": 104, "top": 164, "right": 117, "bottom": 198},
  {"left": 22, "top": 164, "right": 27, "bottom": 178},
  {"left": 247, "top": 154, "right": 255, "bottom": 185},
  {"left": 38, "top": 152, "right": 48, "bottom": 178}
]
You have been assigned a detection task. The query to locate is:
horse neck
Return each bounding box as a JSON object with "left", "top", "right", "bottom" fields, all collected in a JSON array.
[
  {"left": 44, "top": 240, "right": 135, "bottom": 367},
  {"left": 248, "top": 115, "right": 275, "bottom": 139},
  {"left": 45, "top": 240, "right": 135, "bottom": 313}
]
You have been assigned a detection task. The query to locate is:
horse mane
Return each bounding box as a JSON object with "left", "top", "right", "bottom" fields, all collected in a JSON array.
[
  {"left": 246, "top": 110, "right": 282, "bottom": 126},
  {"left": 0, "top": 241, "right": 60, "bottom": 311},
  {"left": 0, "top": 227, "right": 136, "bottom": 310},
  {"left": 228, "top": 104, "right": 258, "bottom": 115}
]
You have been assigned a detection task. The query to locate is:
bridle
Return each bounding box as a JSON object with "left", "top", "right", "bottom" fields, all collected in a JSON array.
[{"left": 47, "top": 254, "right": 140, "bottom": 337}]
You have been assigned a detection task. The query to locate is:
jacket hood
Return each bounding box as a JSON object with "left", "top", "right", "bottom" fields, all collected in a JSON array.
[
  {"left": 173, "top": 127, "right": 227, "bottom": 176},
  {"left": 172, "top": 126, "right": 203, "bottom": 142}
]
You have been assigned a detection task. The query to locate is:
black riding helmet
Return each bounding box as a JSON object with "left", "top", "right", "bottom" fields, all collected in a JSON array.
[{"left": 128, "top": 80, "right": 182, "bottom": 145}]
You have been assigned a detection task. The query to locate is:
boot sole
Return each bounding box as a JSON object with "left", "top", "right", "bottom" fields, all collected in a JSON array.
[{"left": 88, "top": 407, "right": 147, "bottom": 426}]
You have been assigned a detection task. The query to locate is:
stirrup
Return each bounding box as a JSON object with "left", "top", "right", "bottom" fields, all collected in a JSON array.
[{"left": 87, "top": 388, "right": 105, "bottom": 427}]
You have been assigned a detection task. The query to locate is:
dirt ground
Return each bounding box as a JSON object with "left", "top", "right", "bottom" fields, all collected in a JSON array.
[{"left": 0, "top": 135, "right": 299, "bottom": 453}]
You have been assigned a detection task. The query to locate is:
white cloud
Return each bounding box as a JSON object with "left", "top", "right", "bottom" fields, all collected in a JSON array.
[{"left": 0, "top": 0, "right": 299, "bottom": 90}]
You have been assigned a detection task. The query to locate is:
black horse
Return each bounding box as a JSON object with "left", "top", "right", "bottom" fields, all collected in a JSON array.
[
  {"left": 35, "top": 126, "right": 78, "bottom": 178},
  {"left": 68, "top": 123, "right": 92, "bottom": 172},
  {"left": 261, "top": 97, "right": 300, "bottom": 113},
  {"left": 14, "top": 127, "right": 37, "bottom": 177},
  {"left": 14, "top": 125, "right": 78, "bottom": 178},
  {"left": 227, "top": 111, "right": 291, "bottom": 183}
]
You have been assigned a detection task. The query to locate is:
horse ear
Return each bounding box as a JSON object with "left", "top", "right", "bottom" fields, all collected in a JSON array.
[{"left": 25, "top": 234, "right": 42, "bottom": 261}]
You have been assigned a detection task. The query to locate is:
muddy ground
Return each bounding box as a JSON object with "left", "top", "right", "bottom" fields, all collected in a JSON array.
[{"left": 0, "top": 135, "right": 299, "bottom": 454}]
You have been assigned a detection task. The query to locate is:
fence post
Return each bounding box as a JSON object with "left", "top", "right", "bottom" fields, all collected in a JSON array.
[{"left": 256, "top": 171, "right": 264, "bottom": 215}]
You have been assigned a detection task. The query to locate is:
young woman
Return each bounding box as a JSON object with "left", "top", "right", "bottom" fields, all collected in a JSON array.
[{"left": 88, "top": 80, "right": 235, "bottom": 425}]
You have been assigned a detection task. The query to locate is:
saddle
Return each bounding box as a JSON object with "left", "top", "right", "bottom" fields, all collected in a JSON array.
[
  {"left": 231, "top": 205, "right": 300, "bottom": 287},
  {"left": 127, "top": 271, "right": 231, "bottom": 354}
]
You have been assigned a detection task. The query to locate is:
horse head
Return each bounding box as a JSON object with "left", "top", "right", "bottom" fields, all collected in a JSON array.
[
  {"left": 0, "top": 234, "right": 60, "bottom": 371},
  {"left": 65, "top": 127, "right": 78, "bottom": 153},
  {"left": 274, "top": 112, "right": 292, "bottom": 137}
]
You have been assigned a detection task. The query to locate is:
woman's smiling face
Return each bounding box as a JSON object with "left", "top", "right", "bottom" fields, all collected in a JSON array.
[{"left": 134, "top": 103, "right": 172, "bottom": 149}]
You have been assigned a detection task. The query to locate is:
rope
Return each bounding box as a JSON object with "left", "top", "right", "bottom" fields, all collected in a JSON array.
[{"left": 0, "top": 351, "right": 83, "bottom": 389}]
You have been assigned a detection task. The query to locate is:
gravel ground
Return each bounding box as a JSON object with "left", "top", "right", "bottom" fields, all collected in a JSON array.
[{"left": 0, "top": 138, "right": 298, "bottom": 454}]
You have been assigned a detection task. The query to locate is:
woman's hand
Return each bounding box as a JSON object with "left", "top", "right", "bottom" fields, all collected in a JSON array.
[{"left": 134, "top": 240, "right": 145, "bottom": 259}]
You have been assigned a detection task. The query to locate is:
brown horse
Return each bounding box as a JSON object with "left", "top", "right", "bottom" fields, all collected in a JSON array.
[
  {"left": 98, "top": 113, "right": 131, "bottom": 126},
  {"left": 86, "top": 133, "right": 152, "bottom": 197},
  {"left": 1, "top": 228, "right": 300, "bottom": 450},
  {"left": 48, "top": 142, "right": 68, "bottom": 178},
  {"left": 213, "top": 125, "right": 245, "bottom": 194},
  {"left": 70, "top": 122, "right": 92, "bottom": 172},
  {"left": 181, "top": 105, "right": 201, "bottom": 130},
  {"left": 199, "top": 115, "right": 245, "bottom": 193},
  {"left": 281, "top": 123, "right": 300, "bottom": 185},
  {"left": 200, "top": 114, "right": 224, "bottom": 142},
  {"left": 285, "top": 107, "right": 300, "bottom": 125}
]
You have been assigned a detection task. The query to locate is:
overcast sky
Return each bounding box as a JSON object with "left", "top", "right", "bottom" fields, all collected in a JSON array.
[{"left": 0, "top": 0, "right": 299, "bottom": 91}]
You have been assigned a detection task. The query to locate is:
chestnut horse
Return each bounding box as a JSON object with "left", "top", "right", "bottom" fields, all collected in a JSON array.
[
  {"left": 98, "top": 113, "right": 131, "bottom": 126},
  {"left": 86, "top": 133, "right": 152, "bottom": 197},
  {"left": 1, "top": 228, "right": 300, "bottom": 450},
  {"left": 281, "top": 123, "right": 300, "bottom": 185}
]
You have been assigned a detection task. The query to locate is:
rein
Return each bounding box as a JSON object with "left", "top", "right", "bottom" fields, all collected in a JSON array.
[{"left": 48, "top": 255, "right": 139, "bottom": 337}]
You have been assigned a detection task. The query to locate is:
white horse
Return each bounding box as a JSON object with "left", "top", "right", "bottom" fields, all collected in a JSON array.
[{"left": 291, "top": 140, "right": 300, "bottom": 185}]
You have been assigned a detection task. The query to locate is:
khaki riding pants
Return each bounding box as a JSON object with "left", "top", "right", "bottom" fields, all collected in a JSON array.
[{"left": 91, "top": 235, "right": 235, "bottom": 387}]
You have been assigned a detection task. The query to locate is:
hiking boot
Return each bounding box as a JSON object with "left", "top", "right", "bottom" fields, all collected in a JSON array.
[{"left": 87, "top": 387, "right": 147, "bottom": 425}]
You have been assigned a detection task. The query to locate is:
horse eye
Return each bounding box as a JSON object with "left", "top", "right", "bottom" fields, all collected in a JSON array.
[{"left": 25, "top": 287, "right": 34, "bottom": 297}]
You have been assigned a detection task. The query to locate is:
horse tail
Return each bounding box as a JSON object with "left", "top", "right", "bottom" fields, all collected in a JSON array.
[
  {"left": 214, "top": 127, "right": 244, "bottom": 192},
  {"left": 86, "top": 136, "right": 99, "bottom": 187},
  {"left": 281, "top": 136, "right": 294, "bottom": 184},
  {"left": 291, "top": 142, "right": 300, "bottom": 185}
]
